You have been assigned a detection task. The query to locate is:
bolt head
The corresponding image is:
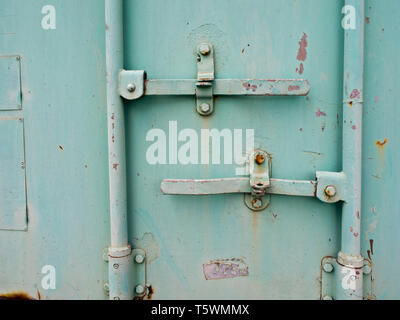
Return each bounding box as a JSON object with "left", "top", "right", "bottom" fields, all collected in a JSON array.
[
  {"left": 323, "top": 263, "right": 334, "bottom": 273},
  {"left": 255, "top": 153, "right": 265, "bottom": 165},
  {"left": 135, "top": 254, "right": 145, "bottom": 264},
  {"left": 113, "top": 263, "right": 119, "bottom": 269},
  {"left": 363, "top": 264, "right": 371, "bottom": 275},
  {"left": 322, "top": 295, "right": 333, "bottom": 300},
  {"left": 324, "top": 185, "right": 337, "bottom": 197},
  {"left": 200, "top": 103, "right": 211, "bottom": 113},
  {"left": 252, "top": 198, "right": 263, "bottom": 209},
  {"left": 127, "top": 83, "right": 136, "bottom": 93},
  {"left": 135, "top": 284, "right": 145, "bottom": 295},
  {"left": 199, "top": 44, "right": 211, "bottom": 55},
  {"left": 113, "top": 296, "right": 120, "bottom": 300}
]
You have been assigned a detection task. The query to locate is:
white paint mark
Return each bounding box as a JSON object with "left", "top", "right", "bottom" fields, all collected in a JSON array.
[{"left": 41, "top": 5, "right": 56, "bottom": 30}]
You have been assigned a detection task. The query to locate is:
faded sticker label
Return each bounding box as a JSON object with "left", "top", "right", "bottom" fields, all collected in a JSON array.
[{"left": 203, "top": 258, "right": 249, "bottom": 280}]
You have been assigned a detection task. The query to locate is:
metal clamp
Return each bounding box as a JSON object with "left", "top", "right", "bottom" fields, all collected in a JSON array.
[
  {"left": 196, "top": 43, "right": 214, "bottom": 116},
  {"left": 244, "top": 150, "right": 272, "bottom": 211}
]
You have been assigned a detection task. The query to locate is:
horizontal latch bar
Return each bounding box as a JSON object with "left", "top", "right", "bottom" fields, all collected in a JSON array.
[
  {"left": 146, "top": 79, "right": 310, "bottom": 96},
  {"left": 161, "top": 178, "right": 316, "bottom": 197},
  {"left": 119, "top": 70, "right": 311, "bottom": 100}
]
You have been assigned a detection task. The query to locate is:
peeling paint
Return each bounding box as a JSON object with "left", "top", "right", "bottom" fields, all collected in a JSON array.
[{"left": 203, "top": 258, "right": 249, "bottom": 280}]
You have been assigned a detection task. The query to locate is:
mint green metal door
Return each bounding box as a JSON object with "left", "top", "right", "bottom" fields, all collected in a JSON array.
[{"left": 1, "top": 0, "right": 400, "bottom": 300}]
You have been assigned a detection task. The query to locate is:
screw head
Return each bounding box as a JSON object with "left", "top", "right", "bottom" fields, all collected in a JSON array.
[
  {"left": 199, "top": 44, "right": 211, "bottom": 55},
  {"left": 252, "top": 198, "right": 263, "bottom": 209},
  {"left": 127, "top": 83, "right": 136, "bottom": 93},
  {"left": 200, "top": 103, "right": 210, "bottom": 113},
  {"left": 135, "top": 284, "right": 145, "bottom": 295},
  {"left": 322, "top": 295, "right": 333, "bottom": 300},
  {"left": 113, "top": 263, "right": 119, "bottom": 269},
  {"left": 363, "top": 264, "right": 371, "bottom": 275},
  {"left": 323, "top": 263, "right": 334, "bottom": 273},
  {"left": 324, "top": 185, "right": 337, "bottom": 197},
  {"left": 135, "top": 254, "right": 145, "bottom": 264}
]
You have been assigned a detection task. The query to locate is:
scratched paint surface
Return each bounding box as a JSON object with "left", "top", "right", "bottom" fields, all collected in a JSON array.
[{"left": 0, "top": 0, "right": 399, "bottom": 300}]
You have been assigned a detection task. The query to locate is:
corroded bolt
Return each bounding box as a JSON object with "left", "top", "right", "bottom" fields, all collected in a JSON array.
[
  {"left": 199, "top": 44, "right": 211, "bottom": 55},
  {"left": 135, "top": 285, "right": 145, "bottom": 295},
  {"left": 113, "top": 296, "right": 120, "bottom": 300},
  {"left": 323, "top": 263, "right": 334, "bottom": 273},
  {"left": 324, "top": 185, "right": 337, "bottom": 197},
  {"left": 127, "top": 83, "right": 136, "bottom": 92},
  {"left": 252, "top": 198, "right": 263, "bottom": 209},
  {"left": 200, "top": 103, "right": 210, "bottom": 113},
  {"left": 322, "top": 295, "right": 333, "bottom": 300},
  {"left": 135, "top": 254, "right": 145, "bottom": 264},
  {"left": 363, "top": 264, "right": 371, "bottom": 275},
  {"left": 255, "top": 153, "right": 265, "bottom": 165},
  {"left": 113, "top": 263, "right": 119, "bottom": 269}
]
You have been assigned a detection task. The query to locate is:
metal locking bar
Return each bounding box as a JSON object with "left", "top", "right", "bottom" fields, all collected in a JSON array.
[{"left": 118, "top": 43, "right": 311, "bottom": 115}]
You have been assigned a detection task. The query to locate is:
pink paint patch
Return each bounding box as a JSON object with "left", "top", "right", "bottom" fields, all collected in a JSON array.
[
  {"left": 297, "top": 33, "right": 308, "bottom": 61},
  {"left": 352, "top": 125, "right": 357, "bottom": 130},
  {"left": 288, "top": 85, "right": 300, "bottom": 91},
  {"left": 356, "top": 211, "right": 360, "bottom": 219},
  {"left": 296, "top": 63, "right": 304, "bottom": 75},
  {"left": 375, "top": 95, "right": 379, "bottom": 103},
  {"left": 350, "top": 226, "right": 354, "bottom": 233},
  {"left": 350, "top": 89, "right": 361, "bottom": 99},
  {"left": 316, "top": 109, "right": 327, "bottom": 117},
  {"left": 353, "top": 232, "right": 359, "bottom": 237},
  {"left": 203, "top": 259, "right": 249, "bottom": 280}
]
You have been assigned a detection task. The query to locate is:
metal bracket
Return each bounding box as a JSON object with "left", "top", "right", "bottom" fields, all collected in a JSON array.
[
  {"left": 316, "top": 171, "right": 347, "bottom": 203},
  {"left": 244, "top": 150, "right": 272, "bottom": 211},
  {"left": 196, "top": 43, "right": 214, "bottom": 116},
  {"left": 320, "top": 256, "right": 374, "bottom": 300}
]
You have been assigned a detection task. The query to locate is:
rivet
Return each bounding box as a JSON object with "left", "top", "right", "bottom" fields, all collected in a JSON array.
[
  {"left": 135, "top": 254, "right": 145, "bottom": 264},
  {"left": 322, "top": 295, "right": 333, "bottom": 300},
  {"left": 127, "top": 83, "right": 136, "bottom": 93},
  {"left": 200, "top": 103, "right": 210, "bottom": 113},
  {"left": 135, "top": 284, "right": 145, "bottom": 295},
  {"left": 323, "top": 263, "right": 334, "bottom": 273},
  {"left": 113, "top": 263, "right": 119, "bottom": 269},
  {"left": 113, "top": 296, "right": 120, "bottom": 300},
  {"left": 199, "top": 44, "right": 211, "bottom": 56},
  {"left": 324, "top": 185, "right": 337, "bottom": 197}
]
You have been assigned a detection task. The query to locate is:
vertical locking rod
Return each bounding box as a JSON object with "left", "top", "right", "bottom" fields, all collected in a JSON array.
[
  {"left": 337, "top": 0, "right": 365, "bottom": 300},
  {"left": 105, "top": 0, "right": 134, "bottom": 300}
]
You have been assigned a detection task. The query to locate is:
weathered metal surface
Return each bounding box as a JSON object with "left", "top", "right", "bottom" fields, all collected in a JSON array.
[
  {"left": 0, "top": 55, "right": 21, "bottom": 110},
  {"left": 0, "top": 119, "right": 26, "bottom": 230},
  {"left": 203, "top": 258, "right": 249, "bottom": 280},
  {"left": 1, "top": 0, "right": 400, "bottom": 300}
]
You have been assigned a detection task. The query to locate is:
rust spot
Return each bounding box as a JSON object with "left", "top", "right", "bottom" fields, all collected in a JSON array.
[
  {"left": 316, "top": 109, "right": 326, "bottom": 117},
  {"left": 350, "top": 226, "right": 353, "bottom": 233},
  {"left": 353, "top": 232, "right": 359, "bottom": 237},
  {"left": 352, "top": 125, "right": 357, "bottom": 130},
  {"left": 356, "top": 211, "right": 360, "bottom": 219},
  {"left": 58, "top": 145, "right": 64, "bottom": 151},
  {"left": 375, "top": 138, "right": 388, "bottom": 149},
  {"left": 0, "top": 292, "right": 36, "bottom": 300},
  {"left": 296, "top": 33, "right": 308, "bottom": 61},
  {"left": 366, "top": 17, "right": 370, "bottom": 24},
  {"left": 112, "top": 163, "right": 119, "bottom": 170},
  {"left": 367, "top": 249, "right": 372, "bottom": 260},
  {"left": 147, "top": 285, "right": 154, "bottom": 300},
  {"left": 255, "top": 153, "right": 265, "bottom": 165},
  {"left": 370, "top": 239, "right": 374, "bottom": 255}
]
